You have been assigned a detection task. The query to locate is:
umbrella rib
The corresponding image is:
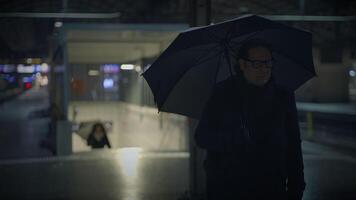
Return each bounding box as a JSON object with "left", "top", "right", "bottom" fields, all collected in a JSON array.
[
  {"left": 229, "top": 30, "right": 262, "bottom": 46},
  {"left": 159, "top": 42, "right": 222, "bottom": 64},
  {"left": 213, "top": 51, "right": 224, "bottom": 85},
  {"left": 227, "top": 44, "right": 239, "bottom": 60},
  {"left": 193, "top": 46, "right": 224, "bottom": 67},
  {"left": 226, "top": 24, "right": 236, "bottom": 41}
]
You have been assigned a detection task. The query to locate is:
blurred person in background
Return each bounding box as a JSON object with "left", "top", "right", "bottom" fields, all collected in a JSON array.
[{"left": 87, "top": 123, "right": 111, "bottom": 149}]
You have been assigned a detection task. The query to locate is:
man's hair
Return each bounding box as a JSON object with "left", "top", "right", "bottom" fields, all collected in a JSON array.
[{"left": 238, "top": 39, "right": 272, "bottom": 59}]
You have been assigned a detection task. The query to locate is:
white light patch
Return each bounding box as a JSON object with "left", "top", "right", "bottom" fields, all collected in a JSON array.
[
  {"left": 135, "top": 65, "right": 142, "bottom": 73},
  {"left": 117, "top": 147, "right": 142, "bottom": 178},
  {"left": 17, "top": 64, "right": 35, "bottom": 73},
  {"left": 55, "top": 21, "right": 63, "bottom": 28},
  {"left": 88, "top": 70, "right": 100, "bottom": 76},
  {"left": 40, "top": 63, "right": 49, "bottom": 73},
  {"left": 121, "top": 64, "right": 134, "bottom": 70}
]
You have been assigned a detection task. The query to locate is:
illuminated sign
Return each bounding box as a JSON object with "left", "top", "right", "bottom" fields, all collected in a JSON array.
[
  {"left": 3, "top": 65, "right": 15, "bottom": 73},
  {"left": 17, "top": 64, "right": 35, "bottom": 73},
  {"left": 120, "top": 64, "right": 134, "bottom": 70},
  {"left": 88, "top": 70, "right": 100, "bottom": 76},
  {"left": 22, "top": 77, "right": 33, "bottom": 83},
  {"left": 101, "top": 64, "right": 119, "bottom": 73}
]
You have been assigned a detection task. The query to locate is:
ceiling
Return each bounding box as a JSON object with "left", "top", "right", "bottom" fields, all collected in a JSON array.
[{"left": 64, "top": 24, "right": 187, "bottom": 64}]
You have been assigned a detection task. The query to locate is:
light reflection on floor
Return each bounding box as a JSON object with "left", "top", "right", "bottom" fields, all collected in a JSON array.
[{"left": 117, "top": 147, "right": 142, "bottom": 179}]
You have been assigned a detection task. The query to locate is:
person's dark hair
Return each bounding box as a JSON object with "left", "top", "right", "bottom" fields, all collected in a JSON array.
[
  {"left": 238, "top": 39, "right": 272, "bottom": 59},
  {"left": 91, "top": 123, "right": 107, "bottom": 134}
]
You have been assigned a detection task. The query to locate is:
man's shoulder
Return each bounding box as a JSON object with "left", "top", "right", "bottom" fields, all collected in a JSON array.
[{"left": 273, "top": 83, "right": 294, "bottom": 99}]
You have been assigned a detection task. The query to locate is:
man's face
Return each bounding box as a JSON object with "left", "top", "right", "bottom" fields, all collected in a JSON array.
[{"left": 239, "top": 46, "right": 272, "bottom": 86}]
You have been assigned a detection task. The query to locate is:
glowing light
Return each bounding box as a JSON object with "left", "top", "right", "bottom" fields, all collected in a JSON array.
[
  {"left": 24, "top": 82, "right": 32, "bottom": 89},
  {"left": 3, "top": 65, "right": 15, "bottom": 73},
  {"left": 120, "top": 64, "right": 134, "bottom": 70},
  {"left": 22, "top": 77, "right": 33, "bottom": 83},
  {"left": 349, "top": 70, "right": 356, "bottom": 77},
  {"left": 103, "top": 78, "right": 114, "bottom": 88},
  {"left": 40, "top": 63, "right": 49, "bottom": 73},
  {"left": 102, "top": 64, "right": 119, "bottom": 73},
  {"left": 41, "top": 76, "right": 48, "bottom": 86},
  {"left": 17, "top": 64, "right": 35, "bottom": 73},
  {"left": 117, "top": 147, "right": 142, "bottom": 178},
  {"left": 55, "top": 21, "right": 63, "bottom": 28},
  {"left": 88, "top": 70, "right": 100, "bottom": 76},
  {"left": 135, "top": 65, "right": 142, "bottom": 73},
  {"left": 34, "top": 64, "right": 41, "bottom": 72}
]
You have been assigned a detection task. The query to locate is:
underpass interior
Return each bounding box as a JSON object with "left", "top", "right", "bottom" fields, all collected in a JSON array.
[
  {"left": 64, "top": 24, "right": 190, "bottom": 153},
  {"left": 69, "top": 102, "right": 189, "bottom": 152}
]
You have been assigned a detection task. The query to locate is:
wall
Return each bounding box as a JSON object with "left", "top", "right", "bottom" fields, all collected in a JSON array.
[{"left": 296, "top": 48, "right": 350, "bottom": 102}]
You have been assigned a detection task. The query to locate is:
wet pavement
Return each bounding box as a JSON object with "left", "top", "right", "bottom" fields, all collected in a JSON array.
[
  {"left": 302, "top": 142, "right": 356, "bottom": 200},
  {"left": 0, "top": 149, "right": 189, "bottom": 200},
  {"left": 1, "top": 141, "right": 356, "bottom": 200},
  {"left": 1, "top": 88, "right": 356, "bottom": 199}
]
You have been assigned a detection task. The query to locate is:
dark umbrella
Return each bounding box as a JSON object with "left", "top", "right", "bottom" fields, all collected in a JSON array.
[{"left": 142, "top": 14, "right": 316, "bottom": 119}]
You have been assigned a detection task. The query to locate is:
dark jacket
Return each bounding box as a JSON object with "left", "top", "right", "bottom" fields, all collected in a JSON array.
[
  {"left": 195, "top": 75, "right": 305, "bottom": 200},
  {"left": 87, "top": 133, "right": 111, "bottom": 149}
]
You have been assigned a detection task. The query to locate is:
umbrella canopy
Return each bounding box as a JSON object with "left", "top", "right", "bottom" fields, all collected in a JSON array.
[
  {"left": 75, "top": 120, "right": 112, "bottom": 140},
  {"left": 142, "top": 14, "right": 315, "bottom": 119}
]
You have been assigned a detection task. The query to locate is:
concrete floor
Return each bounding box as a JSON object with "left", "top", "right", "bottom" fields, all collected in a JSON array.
[
  {"left": 1, "top": 141, "right": 356, "bottom": 200},
  {"left": 1, "top": 88, "right": 356, "bottom": 200}
]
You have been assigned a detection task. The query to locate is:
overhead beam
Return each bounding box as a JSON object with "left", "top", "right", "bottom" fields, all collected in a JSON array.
[{"left": 0, "top": 12, "right": 120, "bottom": 19}]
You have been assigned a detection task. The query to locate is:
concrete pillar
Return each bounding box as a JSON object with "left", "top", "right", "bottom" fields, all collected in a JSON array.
[{"left": 56, "top": 120, "right": 72, "bottom": 156}]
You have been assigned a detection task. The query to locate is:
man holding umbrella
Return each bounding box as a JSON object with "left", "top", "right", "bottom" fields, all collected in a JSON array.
[
  {"left": 143, "top": 15, "right": 314, "bottom": 200},
  {"left": 195, "top": 39, "right": 306, "bottom": 200}
]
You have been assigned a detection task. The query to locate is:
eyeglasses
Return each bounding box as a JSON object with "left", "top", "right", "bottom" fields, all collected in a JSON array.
[{"left": 242, "top": 58, "right": 274, "bottom": 70}]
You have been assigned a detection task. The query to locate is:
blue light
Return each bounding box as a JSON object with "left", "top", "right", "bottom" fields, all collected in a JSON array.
[
  {"left": 34, "top": 64, "right": 41, "bottom": 72},
  {"left": 101, "top": 64, "right": 120, "bottom": 73},
  {"left": 22, "top": 77, "right": 33, "bottom": 83},
  {"left": 103, "top": 78, "right": 114, "bottom": 88},
  {"left": 3, "top": 75, "right": 16, "bottom": 83},
  {"left": 349, "top": 70, "right": 356, "bottom": 77}
]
